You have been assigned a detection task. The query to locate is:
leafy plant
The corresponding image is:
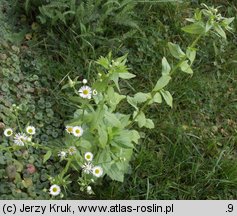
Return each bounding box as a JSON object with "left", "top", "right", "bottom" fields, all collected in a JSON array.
[
  {"left": 43, "top": 4, "right": 233, "bottom": 195},
  {"left": 1, "top": 2, "right": 235, "bottom": 199}
]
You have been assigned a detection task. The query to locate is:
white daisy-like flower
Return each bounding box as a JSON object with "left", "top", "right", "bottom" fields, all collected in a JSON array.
[
  {"left": 78, "top": 86, "right": 92, "bottom": 99},
  {"left": 82, "top": 79, "right": 88, "bottom": 84},
  {"left": 4, "top": 128, "right": 13, "bottom": 137},
  {"left": 92, "top": 89, "right": 97, "bottom": 96},
  {"left": 72, "top": 126, "right": 83, "bottom": 137},
  {"left": 58, "top": 151, "right": 67, "bottom": 159},
  {"left": 49, "top": 184, "right": 61, "bottom": 196},
  {"left": 26, "top": 126, "right": 36, "bottom": 135},
  {"left": 65, "top": 126, "right": 73, "bottom": 134},
  {"left": 92, "top": 166, "right": 103, "bottom": 178},
  {"left": 82, "top": 162, "right": 94, "bottom": 174},
  {"left": 84, "top": 152, "right": 93, "bottom": 162},
  {"left": 13, "top": 133, "right": 28, "bottom": 146},
  {"left": 68, "top": 146, "right": 77, "bottom": 155}
]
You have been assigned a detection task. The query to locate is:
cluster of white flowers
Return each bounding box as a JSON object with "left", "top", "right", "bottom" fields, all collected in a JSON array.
[
  {"left": 82, "top": 152, "right": 103, "bottom": 178},
  {"left": 58, "top": 146, "right": 77, "bottom": 160},
  {"left": 3, "top": 126, "right": 36, "bottom": 146},
  {"left": 78, "top": 79, "right": 97, "bottom": 100},
  {"left": 65, "top": 125, "right": 83, "bottom": 137},
  {"left": 60, "top": 125, "right": 83, "bottom": 159},
  {"left": 57, "top": 151, "right": 67, "bottom": 159}
]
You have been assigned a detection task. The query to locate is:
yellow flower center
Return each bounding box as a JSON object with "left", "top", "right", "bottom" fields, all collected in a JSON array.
[
  {"left": 86, "top": 155, "right": 91, "bottom": 159},
  {"left": 69, "top": 147, "right": 75, "bottom": 153},
  {"left": 7, "top": 131, "right": 12, "bottom": 135},
  {"left": 28, "top": 129, "right": 33, "bottom": 133},
  {"left": 75, "top": 129, "right": 80, "bottom": 134},
  {"left": 52, "top": 187, "right": 58, "bottom": 192},
  {"left": 67, "top": 127, "right": 73, "bottom": 133},
  {"left": 95, "top": 169, "right": 100, "bottom": 174},
  {"left": 83, "top": 89, "right": 89, "bottom": 95}
]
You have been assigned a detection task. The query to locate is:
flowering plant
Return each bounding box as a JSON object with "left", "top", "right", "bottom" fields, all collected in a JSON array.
[
  {"left": 1, "top": 4, "right": 234, "bottom": 198},
  {"left": 50, "top": 4, "right": 233, "bottom": 195}
]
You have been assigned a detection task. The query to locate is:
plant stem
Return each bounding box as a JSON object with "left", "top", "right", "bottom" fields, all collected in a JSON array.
[
  {"left": 128, "top": 34, "right": 203, "bottom": 128},
  {"left": 32, "top": 142, "right": 51, "bottom": 151},
  {"left": 170, "top": 34, "right": 202, "bottom": 76},
  {"left": 127, "top": 94, "right": 154, "bottom": 128},
  {"left": 61, "top": 159, "right": 71, "bottom": 177},
  {"left": 15, "top": 110, "right": 22, "bottom": 132}
]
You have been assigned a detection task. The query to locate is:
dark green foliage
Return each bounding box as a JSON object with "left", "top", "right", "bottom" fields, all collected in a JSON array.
[
  {"left": 0, "top": 43, "right": 65, "bottom": 143},
  {"left": 12, "top": 0, "right": 138, "bottom": 68}
]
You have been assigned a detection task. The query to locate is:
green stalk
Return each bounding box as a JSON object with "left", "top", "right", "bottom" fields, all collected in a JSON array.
[
  {"left": 15, "top": 109, "right": 23, "bottom": 133},
  {"left": 61, "top": 159, "right": 72, "bottom": 178},
  {"left": 170, "top": 34, "right": 202, "bottom": 76},
  {"left": 128, "top": 34, "right": 203, "bottom": 128}
]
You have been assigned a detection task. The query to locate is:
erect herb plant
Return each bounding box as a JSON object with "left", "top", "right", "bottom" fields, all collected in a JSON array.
[
  {"left": 2, "top": 4, "right": 234, "bottom": 197},
  {"left": 51, "top": 4, "right": 234, "bottom": 194}
]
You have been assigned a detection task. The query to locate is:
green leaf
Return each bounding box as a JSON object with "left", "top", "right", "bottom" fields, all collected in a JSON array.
[
  {"left": 133, "top": 92, "right": 151, "bottom": 103},
  {"left": 161, "top": 90, "right": 173, "bottom": 107},
  {"left": 43, "top": 150, "right": 52, "bottom": 164},
  {"left": 91, "top": 107, "right": 105, "bottom": 129},
  {"left": 77, "top": 139, "right": 92, "bottom": 151},
  {"left": 152, "top": 92, "right": 162, "bottom": 103},
  {"left": 112, "top": 130, "right": 135, "bottom": 149},
  {"left": 104, "top": 111, "right": 121, "bottom": 128},
  {"left": 96, "top": 56, "right": 110, "bottom": 69},
  {"left": 119, "top": 72, "right": 136, "bottom": 79},
  {"left": 107, "top": 163, "right": 124, "bottom": 182},
  {"left": 205, "top": 20, "right": 213, "bottom": 33},
  {"left": 182, "top": 22, "right": 205, "bottom": 34},
  {"left": 110, "top": 73, "right": 120, "bottom": 92},
  {"left": 168, "top": 42, "right": 186, "bottom": 59},
  {"left": 96, "top": 148, "right": 111, "bottom": 167},
  {"left": 68, "top": 96, "right": 85, "bottom": 105},
  {"left": 222, "top": 17, "right": 235, "bottom": 26},
  {"left": 115, "top": 54, "right": 128, "bottom": 65},
  {"left": 153, "top": 75, "right": 171, "bottom": 92},
  {"left": 180, "top": 60, "right": 193, "bottom": 74},
  {"left": 162, "top": 57, "right": 171, "bottom": 75},
  {"left": 186, "top": 47, "right": 196, "bottom": 64},
  {"left": 0, "top": 156, "right": 5, "bottom": 165},
  {"left": 106, "top": 87, "right": 125, "bottom": 110},
  {"left": 127, "top": 96, "right": 138, "bottom": 110},
  {"left": 134, "top": 111, "right": 146, "bottom": 128},
  {"left": 98, "top": 126, "right": 108, "bottom": 149},
  {"left": 194, "top": 9, "right": 202, "bottom": 21},
  {"left": 130, "top": 130, "right": 140, "bottom": 144},
  {"left": 144, "top": 119, "right": 155, "bottom": 129},
  {"left": 24, "top": 0, "right": 30, "bottom": 14},
  {"left": 118, "top": 114, "right": 131, "bottom": 128},
  {"left": 214, "top": 25, "right": 226, "bottom": 40}
]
